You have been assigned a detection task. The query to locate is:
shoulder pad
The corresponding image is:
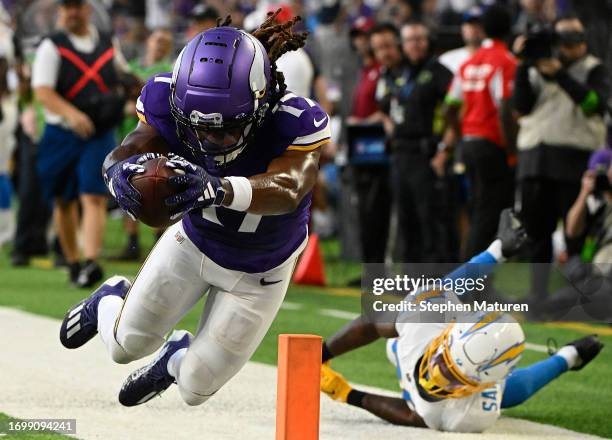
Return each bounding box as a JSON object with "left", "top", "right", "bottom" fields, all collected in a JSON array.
[
  {"left": 136, "top": 73, "right": 173, "bottom": 124},
  {"left": 272, "top": 93, "right": 331, "bottom": 152}
]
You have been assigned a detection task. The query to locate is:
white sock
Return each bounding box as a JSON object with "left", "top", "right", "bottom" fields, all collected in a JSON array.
[
  {"left": 556, "top": 345, "right": 580, "bottom": 369},
  {"left": 167, "top": 348, "right": 187, "bottom": 379},
  {"left": 97, "top": 295, "right": 123, "bottom": 348}
]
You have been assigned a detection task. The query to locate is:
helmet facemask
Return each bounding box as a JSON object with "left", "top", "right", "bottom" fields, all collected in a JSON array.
[
  {"left": 418, "top": 324, "right": 494, "bottom": 399},
  {"left": 170, "top": 94, "right": 269, "bottom": 166}
]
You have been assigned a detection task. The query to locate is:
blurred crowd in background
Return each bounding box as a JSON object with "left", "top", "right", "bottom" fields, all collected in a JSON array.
[{"left": 0, "top": 0, "right": 612, "bottom": 314}]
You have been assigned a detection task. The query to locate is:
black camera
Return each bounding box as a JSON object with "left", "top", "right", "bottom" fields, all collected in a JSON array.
[{"left": 521, "top": 25, "right": 556, "bottom": 61}]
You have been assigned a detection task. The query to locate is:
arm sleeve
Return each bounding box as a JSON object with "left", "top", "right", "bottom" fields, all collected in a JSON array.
[
  {"left": 513, "top": 63, "right": 538, "bottom": 114},
  {"left": 31, "top": 38, "right": 60, "bottom": 89},
  {"left": 556, "top": 64, "right": 609, "bottom": 115}
]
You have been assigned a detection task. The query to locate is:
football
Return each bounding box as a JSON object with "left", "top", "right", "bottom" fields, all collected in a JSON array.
[{"left": 129, "top": 156, "right": 182, "bottom": 228}]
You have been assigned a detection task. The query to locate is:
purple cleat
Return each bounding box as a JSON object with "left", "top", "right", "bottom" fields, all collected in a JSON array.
[
  {"left": 118, "top": 330, "right": 192, "bottom": 407},
  {"left": 60, "top": 276, "right": 131, "bottom": 349}
]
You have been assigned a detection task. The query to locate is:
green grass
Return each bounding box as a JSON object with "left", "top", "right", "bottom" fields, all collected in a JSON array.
[
  {"left": 1, "top": 217, "right": 611, "bottom": 438},
  {"left": 0, "top": 413, "right": 72, "bottom": 439}
]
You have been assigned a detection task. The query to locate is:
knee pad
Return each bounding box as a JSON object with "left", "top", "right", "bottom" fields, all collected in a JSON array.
[
  {"left": 208, "top": 305, "right": 262, "bottom": 355},
  {"left": 111, "top": 331, "right": 163, "bottom": 364},
  {"left": 177, "top": 351, "right": 218, "bottom": 406}
]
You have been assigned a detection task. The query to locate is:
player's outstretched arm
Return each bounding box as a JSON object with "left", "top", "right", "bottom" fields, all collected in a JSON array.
[
  {"left": 101, "top": 122, "right": 172, "bottom": 219},
  {"left": 321, "top": 364, "right": 426, "bottom": 427},
  {"left": 358, "top": 393, "right": 427, "bottom": 427},
  {"left": 162, "top": 147, "right": 323, "bottom": 219},
  {"left": 219, "top": 148, "right": 321, "bottom": 215},
  {"left": 323, "top": 314, "right": 398, "bottom": 362}
]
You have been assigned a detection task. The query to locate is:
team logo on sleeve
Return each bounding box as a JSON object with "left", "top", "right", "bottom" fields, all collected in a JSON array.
[{"left": 314, "top": 115, "right": 327, "bottom": 128}]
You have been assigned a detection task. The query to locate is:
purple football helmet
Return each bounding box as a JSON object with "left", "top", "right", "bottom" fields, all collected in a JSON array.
[{"left": 170, "top": 27, "right": 272, "bottom": 162}]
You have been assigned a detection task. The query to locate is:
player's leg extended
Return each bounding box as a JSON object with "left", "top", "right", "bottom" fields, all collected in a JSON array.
[
  {"left": 107, "top": 223, "right": 209, "bottom": 363},
  {"left": 172, "top": 257, "right": 298, "bottom": 406},
  {"left": 60, "top": 222, "right": 208, "bottom": 363},
  {"left": 501, "top": 335, "right": 603, "bottom": 408}
]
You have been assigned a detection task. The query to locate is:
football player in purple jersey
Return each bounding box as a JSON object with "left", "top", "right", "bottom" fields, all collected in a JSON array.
[{"left": 59, "top": 12, "right": 332, "bottom": 407}]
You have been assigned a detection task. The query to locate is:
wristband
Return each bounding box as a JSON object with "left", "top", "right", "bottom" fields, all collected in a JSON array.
[{"left": 225, "top": 176, "right": 252, "bottom": 211}]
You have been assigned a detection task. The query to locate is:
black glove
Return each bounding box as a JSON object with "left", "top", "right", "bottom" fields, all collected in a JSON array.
[{"left": 496, "top": 208, "right": 528, "bottom": 258}]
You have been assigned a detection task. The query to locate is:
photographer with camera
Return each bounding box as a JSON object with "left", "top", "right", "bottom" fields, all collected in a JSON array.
[
  {"left": 513, "top": 15, "right": 610, "bottom": 302},
  {"left": 531, "top": 149, "right": 612, "bottom": 321},
  {"left": 566, "top": 149, "right": 612, "bottom": 260}
]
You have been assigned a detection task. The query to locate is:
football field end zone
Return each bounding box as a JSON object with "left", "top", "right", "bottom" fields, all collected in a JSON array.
[{"left": 0, "top": 306, "right": 604, "bottom": 440}]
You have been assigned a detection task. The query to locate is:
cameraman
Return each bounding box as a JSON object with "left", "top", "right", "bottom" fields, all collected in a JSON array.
[
  {"left": 513, "top": 15, "right": 609, "bottom": 301},
  {"left": 566, "top": 149, "right": 612, "bottom": 258},
  {"left": 534, "top": 150, "right": 612, "bottom": 321}
]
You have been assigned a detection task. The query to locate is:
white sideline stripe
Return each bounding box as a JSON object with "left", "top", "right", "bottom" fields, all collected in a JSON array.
[
  {"left": 525, "top": 342, "right": 549, "bottom": 353},
  {"left": 68, "top": 304, "right": 84, "bottom": 318},
  {"left": 315, "top": 307, "right": 551, "bottom": 354},
  {"left": 280, "top": 301, "right": 302, "bottom": 311},
  {"left": 0, "top": 306, "right": 604, "bottom": 440},
  {"left": 320, "top": 309, "right": 359, "bottom": 320},
  {"left": 66, "top": 314, "right": 80, "bottom": 330}
]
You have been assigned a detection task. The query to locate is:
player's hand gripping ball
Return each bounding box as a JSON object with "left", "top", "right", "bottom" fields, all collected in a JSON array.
[
  {"left": 164, "top": 155, "right": 224, "bottom": 219},
  {"left": 104, "top": 153, "right": 157, "bottom": 220},
  {"left": 105, "top": 153, "right": 183, "bottom": 228}
]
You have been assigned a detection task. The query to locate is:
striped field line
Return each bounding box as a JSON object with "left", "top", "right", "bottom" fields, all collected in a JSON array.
[{"left": 280, "top": 301, "right": 551, "bottom": 354}]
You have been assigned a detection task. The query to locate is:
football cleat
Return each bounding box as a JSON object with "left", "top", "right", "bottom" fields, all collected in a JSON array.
[
  {"left": 564, "top": 334, "right": 603, "bottom": 371},
  {"left": 320, "top": 362, "right": 353, "bottom": 403},
  {"left": 60, "top": 276, "right": 131, "bottom": 349},
  {"left": 76, "top": 260, "right": 104, "bottom": 288},
  {"left": 118, "top": 330, "right": 192, "bottom": 407}
]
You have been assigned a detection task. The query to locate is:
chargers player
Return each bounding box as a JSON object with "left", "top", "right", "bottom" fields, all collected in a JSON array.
[
  {"left": 59, "top": 13, "right": 330, "bottom": 407},
  {"left": 320, "top": 210, "right": 604, "bottom": 431}
]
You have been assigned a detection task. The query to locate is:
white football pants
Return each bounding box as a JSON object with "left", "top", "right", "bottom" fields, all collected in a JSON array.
[{"left": 98, "top": 221, "right": 306, "bottom": 405}]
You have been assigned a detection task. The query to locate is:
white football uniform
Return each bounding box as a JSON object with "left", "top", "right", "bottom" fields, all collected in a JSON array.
[
  {"left": 98, "top": 221, "right": 306, "bottom": 405},
  {"left": 390, "top": 293, "right": 504, "bottom": 433}
]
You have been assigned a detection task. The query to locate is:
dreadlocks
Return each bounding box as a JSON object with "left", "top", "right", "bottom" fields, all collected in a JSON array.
[{"left": 217, "top": 10, "right": 309, "bottom": 106}]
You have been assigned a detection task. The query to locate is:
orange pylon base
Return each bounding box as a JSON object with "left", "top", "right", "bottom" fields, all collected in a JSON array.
[{"left": 293, "top": 234, "right": 326, "bottom": 286}]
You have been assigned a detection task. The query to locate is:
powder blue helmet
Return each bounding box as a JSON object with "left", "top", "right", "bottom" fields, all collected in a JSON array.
[{"left": 170, "top": 26, "right": 272, "bottom": 162}]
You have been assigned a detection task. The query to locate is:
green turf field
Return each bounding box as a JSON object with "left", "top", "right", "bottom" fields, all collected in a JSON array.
[{"left": 1, "top": 216, "right": 611, "bottom": 438}]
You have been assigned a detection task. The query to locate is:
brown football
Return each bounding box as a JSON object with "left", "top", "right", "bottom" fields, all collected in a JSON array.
[{"left": 129, "top": 157, "right": 182, "bottom": 228}]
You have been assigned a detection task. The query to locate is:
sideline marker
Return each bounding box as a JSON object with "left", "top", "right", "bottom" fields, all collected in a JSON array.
[{"left": 276, "top": 334, "right": 322, "bottom": 440}]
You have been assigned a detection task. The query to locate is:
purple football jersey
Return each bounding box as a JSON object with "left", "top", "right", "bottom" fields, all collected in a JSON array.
[{"left": 136, "top": 73, "right": 331, "bottom": 272}]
